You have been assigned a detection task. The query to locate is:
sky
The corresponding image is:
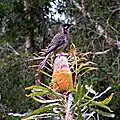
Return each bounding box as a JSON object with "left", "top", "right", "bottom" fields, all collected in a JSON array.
[
  {"left": 48, "top": 0, "right": 75, "bottom": 24},
  {"left": 49, "top": 0, "right": 66, "bottom": 21}
]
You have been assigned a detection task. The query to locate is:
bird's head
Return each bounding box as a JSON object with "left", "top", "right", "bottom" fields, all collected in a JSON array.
[
  {"left": 63, "top": 24, "right": 73, "bottom": 34},
  {"left": 59, "top": 24, "right": 73, "bottom": 34}
]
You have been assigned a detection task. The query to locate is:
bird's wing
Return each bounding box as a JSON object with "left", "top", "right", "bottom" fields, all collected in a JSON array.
[
  {"left": 48, "top": 33, "right": 65, "bottom": 47},
  {"left": 47, "top": 33, "right": 66, "bottom": 54}
]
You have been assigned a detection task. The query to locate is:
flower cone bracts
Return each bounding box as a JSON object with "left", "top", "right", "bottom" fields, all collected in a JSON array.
[{"left": 50, "top": 54, "right": 73, "bottom": 92}]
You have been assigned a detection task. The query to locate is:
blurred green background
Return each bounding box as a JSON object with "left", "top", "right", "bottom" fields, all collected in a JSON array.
[{"left": 0, "top": 0, "right": 120, "bottom": 119}]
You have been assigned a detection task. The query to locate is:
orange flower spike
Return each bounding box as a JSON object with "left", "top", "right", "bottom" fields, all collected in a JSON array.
[{"left": 50, "top": 54, "right": 73, "bottom": 93}]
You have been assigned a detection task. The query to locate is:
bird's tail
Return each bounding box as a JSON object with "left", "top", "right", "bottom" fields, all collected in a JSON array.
[{"left": 37, "top": 54, "right": 50, "bottom": 71}]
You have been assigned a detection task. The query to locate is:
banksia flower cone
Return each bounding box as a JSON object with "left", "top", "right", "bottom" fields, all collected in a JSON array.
[{"left": 50, "top": 54, "right": 73, "bottom": 93}]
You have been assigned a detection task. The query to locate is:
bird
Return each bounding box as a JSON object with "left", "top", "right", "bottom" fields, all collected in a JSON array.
[{"left": 37, "top": 24, "right": 72, "bottom": 71}]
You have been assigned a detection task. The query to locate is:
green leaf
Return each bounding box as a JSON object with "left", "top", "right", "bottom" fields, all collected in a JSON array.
[
  {"left": 27, "top": 91, "right": 49, "bottom": 97},
  {"left": 91, "top": 108, "right": 115, "bottom": 118},
  {"left": 22, "top": 103, "right": 62, "bottom": 120},
  {"left": 21, "top": 113, "right": 56, "bottom": 120},
  {"left": 75, "top": 83, "right": 85, "bottom": 102},
  {"left": 77, "top": 57, "right": 87, "bottom": 63},
  {"left": 90, "top": 101, "right": 113, "bottom": 112},
  {"left": 101, "top": 93, "right": 114, "bottom": 105},
  {"left": 32, "top": 97, "right": 63, "bottom": 103},
  {"left": 84, "top": 95, "right": 92, "bottom": 100},
  {"left": 25, "top": 85, "right": 47, "bottom": 91},
  {"left": 85, "top": 85, "right": 97, "bottom": 95},
  {"left": 39, "top": 70, "right": 52, "bottom": 78},
  {"left": 77, "top": 63, "right": 88, "bottom": 73},
  {"left": 80, "top": 67, "right": 97, "bottom": 76}
]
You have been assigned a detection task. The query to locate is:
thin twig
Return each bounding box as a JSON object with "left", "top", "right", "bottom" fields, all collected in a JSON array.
[
  {"left": 7, "top": 43, "right": 19, "bottom": 55},
  {"left": 26, "top": 57, "right": 45, "bottom": 61},
  {"left": 85, "top": 49, "right": 111, "bottom": 55},
  {"left": 71, "top": 0, "right": 82, "bottom": 11},
  {"left": 71, "top": 0, "right": 118, "bottom": 46}
]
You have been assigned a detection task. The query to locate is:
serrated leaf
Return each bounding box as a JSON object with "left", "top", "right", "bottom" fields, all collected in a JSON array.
[
  {"left": 22, "top": 113, "right": 57, "bottom": 120},
  {"left": 77, "top": 63, "right": 88, "bottom": 73},
  {"left": 22, "top": 103, "right": 62, "bottom": 120},
  {"left": 84, "top": 95, "right": 92, "bottom": 100},
  {"left": 27, "top": 91, "right": 49, "bottom": 97},
  {"left": 85, "top": 85, "right": 97, "bottom": 95},
  {"left": 101, "top": 93, "right": 114, "bottom": 105},
  {"left": 32, "top": 97, "right": 63, "bottom": 103},
  {"left": 40, "top": 70, "right": 52, "bottom": 77},
  {"left": 91, "top": 108, "right": 115, "bottom": 118},
  {"left": 80, "top": 67, "right": 97, "bottom": 76},
  {"left": 90, "top": 101, "right": 113, "bottom": 112},
  {"left": 75, "top": 84, "right": 85, "bottom": 102},
  {"left": 77, "top": 57, "right": 87, "bottom": 62},
  {"left": 25, "top": 85, "right": 47, "bottom": 91}
]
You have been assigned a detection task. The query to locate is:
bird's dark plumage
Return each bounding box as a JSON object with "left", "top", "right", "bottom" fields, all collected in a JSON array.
[
  {"left": 37, "top": 24, "right": 72, "bottom": 71},
  {"left": 46, "top": 33, "right": 66, "bottom": 54}
]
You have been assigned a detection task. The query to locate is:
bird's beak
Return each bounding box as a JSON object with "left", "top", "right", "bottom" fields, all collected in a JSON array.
[
  {"left": 67, "top": 24, "right": 73, "bottom": 29},
  {"left": 70, "top": 24, "right": 74, "bottom": 28}
]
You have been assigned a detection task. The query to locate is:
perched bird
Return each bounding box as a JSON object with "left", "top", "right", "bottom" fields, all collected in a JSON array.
[{"left": 37, "top": 24, "right": 72, "bottom": 71}]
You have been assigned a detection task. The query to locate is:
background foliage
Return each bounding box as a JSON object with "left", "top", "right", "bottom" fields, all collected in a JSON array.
[{"left": 0, "top": 0, "right": 120, "bottom": 119}]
